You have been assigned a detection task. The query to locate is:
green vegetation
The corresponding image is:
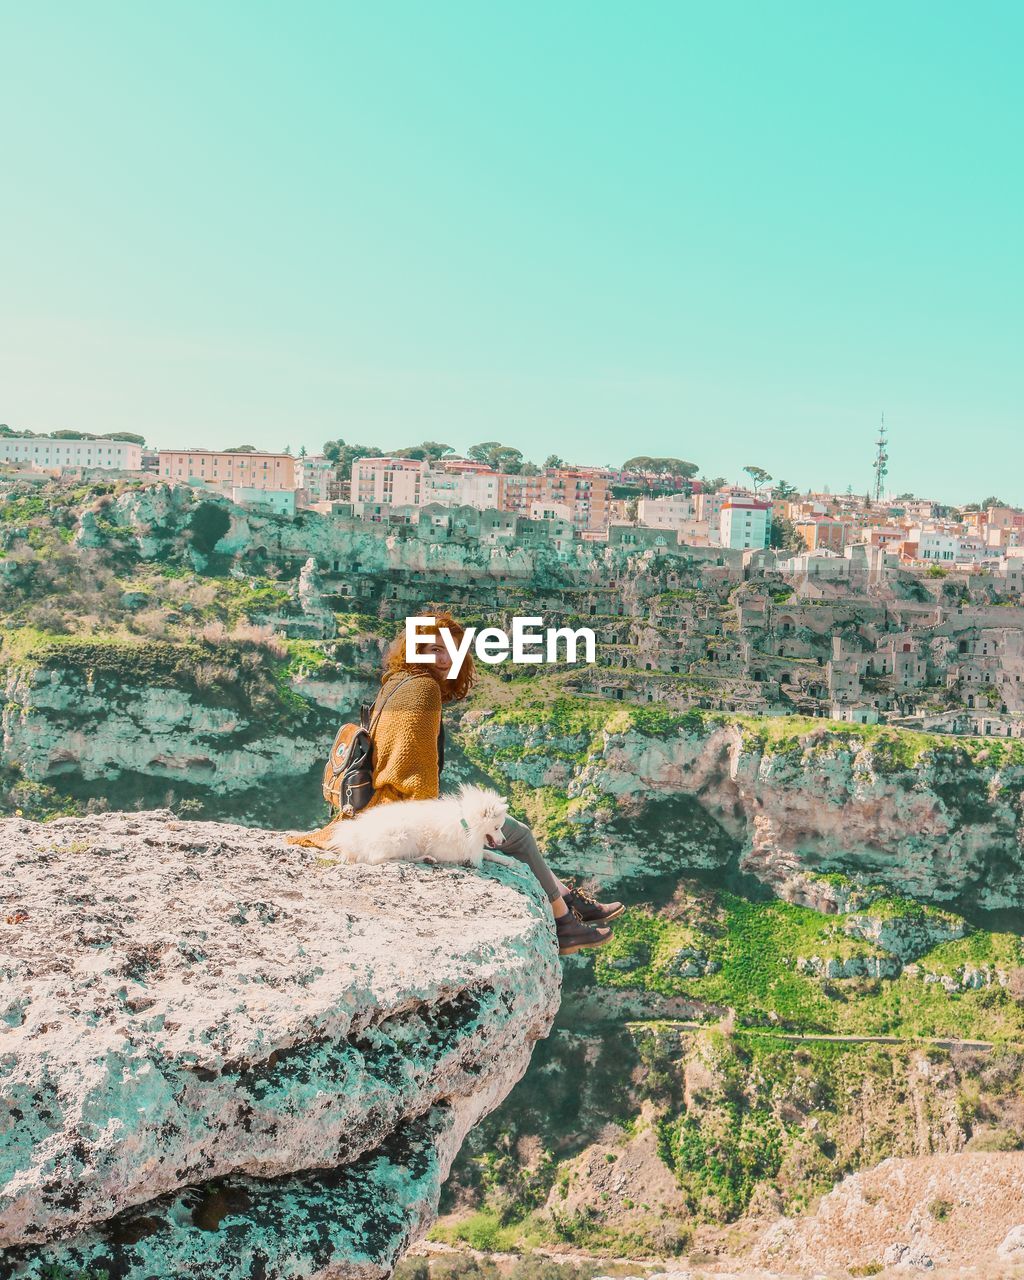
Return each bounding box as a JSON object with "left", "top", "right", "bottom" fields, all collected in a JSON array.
[
  {"left": 429, "top": 1206, "right": 689, "bottom": 1258},
  {"left": 188, "top": 501, "right": 232, "bottom": 554},
  {"left": 593, "top": 893, "right": 1024, "bottom": 1041},
  {"left": 661, "top": 1101, "right": 783, "bottom": 1220},
  {"left": 479, "top": 682, "right": 1024, "bottom": 775}
]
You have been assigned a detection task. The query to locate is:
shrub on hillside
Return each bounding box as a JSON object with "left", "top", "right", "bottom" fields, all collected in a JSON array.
[
  {"left": 189, "top": 502, "right": 231, "bottom": 555},
  {"left": 25, "top": 603, "right": 71, "bottom": 633}
]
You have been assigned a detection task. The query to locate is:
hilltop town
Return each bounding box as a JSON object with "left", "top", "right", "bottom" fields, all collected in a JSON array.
[{"left": 2, "top": 424, "right": 1024, "bottom": 744}]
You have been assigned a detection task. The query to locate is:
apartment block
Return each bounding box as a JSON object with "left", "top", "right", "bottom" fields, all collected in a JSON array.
[
  {"left": 637, "top": 492, "right": 695, "bottom": 529},
  {"left": 295, "top": 455, "right": 336, "bottom": 504},
  {"left": 720, "top": 498, "right": 771, "bottom": 550},
  {"left": 795, "top": 517, "right": 851, "bottom": 553},
  {"left": 350, "top": 457, "right": 428, "bottom": 515},
  {"left": 424, "top": 464, "right": 501, "bottom": 509},
  {"left": 501, "top": 467, "right": 611, "bottom": 532},
  {"left": 0, "top": 436, "right": 143, "bottom": 471},
  {"left": 159, "top": 449, "right": 296, "bottom": 490}
]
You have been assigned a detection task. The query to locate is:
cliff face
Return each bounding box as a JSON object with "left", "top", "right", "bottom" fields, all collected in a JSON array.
[
  {"left": 2, "top": 664, "right": 324, "bottom": 790},
  {"left": 8, "top": 655, "right": 1023, "bottom": 910},
  {"left": 465, "top": 712, "right": 1024, "bottom": 910},
  {"left": 70, "top": 481, "right": 624, "bottom": 583},
  {"left": 0, "top": 639, "right": 379, "bottom": 827},
  {"left": 0, "top": 810, "right": 560, "bottom": 1278}
]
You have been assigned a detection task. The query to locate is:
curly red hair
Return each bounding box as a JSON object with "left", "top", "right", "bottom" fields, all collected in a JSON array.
[{"left": 380, "top": 611, "right": 476, "bottom": 703}]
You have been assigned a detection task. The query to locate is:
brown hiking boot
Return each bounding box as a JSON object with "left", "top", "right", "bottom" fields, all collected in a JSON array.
[
  {"left": 563, "top": 881, "right": 625, "bottom": 925},
  {"left": 555, "top": 912, "right": 613, "bottom": 955}
]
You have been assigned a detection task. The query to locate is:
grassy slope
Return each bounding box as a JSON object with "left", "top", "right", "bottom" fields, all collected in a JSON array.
[{"left": 594, "top": 898, "right": 1024, "bottom": 1041}]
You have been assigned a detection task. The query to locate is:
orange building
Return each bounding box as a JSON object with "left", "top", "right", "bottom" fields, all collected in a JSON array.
[
  {"left": 500, "top": 467, "right": 612, "bottom": 532},
  {"left": 158, "top": 449, "right": 296, "bottom": 490},
  {"left": 795, "top": 517, "right": 851, "bottom": 553}
]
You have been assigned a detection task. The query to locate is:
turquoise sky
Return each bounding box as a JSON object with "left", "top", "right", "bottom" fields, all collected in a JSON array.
[{"left": 1, "top": 3, "right": 1020, "bottom": 503}]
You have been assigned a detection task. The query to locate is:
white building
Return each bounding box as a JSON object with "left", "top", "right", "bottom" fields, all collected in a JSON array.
[
  {"left": 530, "top": 499, "right": 573, "bottom": 522},
  {"left": 295, "top": 455, "right": 335, "bottom": 504},
  {"left": 913, "top": 528, "right": 959, "bottom": 562},
  {"left": 422, "top": 466, "right": 501, "bottom": 510},
  {"left": 912, "top": 527, "right": 991, "bottom": 565},
  {"left": 695, "top": 489, "right": 729, "bottom": 526},
  {"left": 0, "top": 436, "right": 143, "bottom": 471},
  {"left": 230, "top": 486, "right": 296, "bottom": 516},
  {"left": 421, "top": 469, "right": 461, "bottom": 507},
  {"left": 719, "top": 498, "right": 771, "bottom": 550},
  {"left": 455, "top": 467, "right": 501, "bottom": 509},
  {"left": 637, "top": 493, "right": 694, "bottom": 529}
]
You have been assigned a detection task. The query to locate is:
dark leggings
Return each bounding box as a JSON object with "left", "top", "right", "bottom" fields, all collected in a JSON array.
[{"left": 498, "top": 815, "right": 563, "bottom": 903}]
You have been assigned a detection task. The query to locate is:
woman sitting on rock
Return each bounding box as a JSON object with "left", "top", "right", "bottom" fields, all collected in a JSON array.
[{"left": 288, "top": 611, "right": 621, "bottom": 955}]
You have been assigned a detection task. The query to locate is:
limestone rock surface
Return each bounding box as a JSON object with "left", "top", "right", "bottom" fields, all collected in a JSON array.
[
  {"left": 468, "top": 717, "right": 1024, "bottom": 909},
  {"left": 752, "top": 1152, "right": 1024, "bottom": 1275},
  {"left": 0, "top": 809, "right": 560, "bottom": 1278}
]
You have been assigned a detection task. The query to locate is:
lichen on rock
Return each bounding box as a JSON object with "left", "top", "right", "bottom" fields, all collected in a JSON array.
[{"left": 0, "top": 809, "right": 560, "bottom": 1277}]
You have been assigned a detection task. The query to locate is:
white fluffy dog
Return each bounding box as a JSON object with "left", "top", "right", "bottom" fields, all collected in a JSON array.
[{"left": 325, "top": 785, "right": 512, "bottom": 868}]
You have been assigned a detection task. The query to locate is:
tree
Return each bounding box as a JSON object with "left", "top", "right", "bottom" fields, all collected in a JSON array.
[
  {"left": 225, "top": 444, "right": 257, "bottom": 452},
  {"left": 743, "top": 465, "right": 772, "bottom": 494},
  {"left": 980, "top": 496, "right": 1008, "bottom": 510},
  {"left": 520, "top": 461, "right": 540, "bottom": 476},
  {"left": 773, "top": 479, "right": 798, "bottom": 500},
  {"left": 393, "top": 441, "right": 454, "bottom": 462},
  {"left": 189, "top": 502, "right": 232, "bottom": 555},
  {"left": 769, "top": 516, "right": 806, "bottom": 553},
  {"left": 493, "top": 446, "right": 524, "bottom": 474},
  {"left": 544, "top": 454, "right": 565, "bottom": 469},
  {"left": 298, "top": 445, "right": 307, "bottom": 458},
  {"left": 626, "top": 497, "right": 639, "bottom": 524},
  {"left": 467, "top": 440, "right": 503, "bottom": 464},
  {"left": 701, "top": 475, "right": 726, "bottom": 491},
  {"left": 622, "top": 456, "right": 698, "bottom": 478},
  {"left": 283, "top": 445, "right": 292, "bottom": 455},
  {"left": 323, "top": 440, "right": 383, "bottom": 475},
  {"left": 468, "top": 441, "right": 525, "bottom": 473},
  {"left": 419, "top": 441, "right": 454, "bottom": 461},
  {"left": 100, "top": 431, "right": 147, "bottom": 445}
]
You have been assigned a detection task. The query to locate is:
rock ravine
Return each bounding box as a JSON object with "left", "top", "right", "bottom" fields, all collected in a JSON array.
[{"left": 0, "top": 810, "right": 560, "bottom": 1278}]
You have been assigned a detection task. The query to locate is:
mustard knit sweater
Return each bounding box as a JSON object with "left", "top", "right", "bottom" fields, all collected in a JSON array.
[{"left": 287, "top": 671, "right": 442, "bottom": 850}]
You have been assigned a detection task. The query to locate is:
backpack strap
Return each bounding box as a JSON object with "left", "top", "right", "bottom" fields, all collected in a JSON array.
[{"left": 367, "top": 674, "right": 417, "bottom": 737}]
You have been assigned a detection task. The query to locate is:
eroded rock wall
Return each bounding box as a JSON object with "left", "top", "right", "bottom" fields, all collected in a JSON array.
[
  {"left": 465, "top": 714, "right": 1024, "bottom": 909},
  {"left": 0, "top": 809, "right": 560, "bottom": 1277}
]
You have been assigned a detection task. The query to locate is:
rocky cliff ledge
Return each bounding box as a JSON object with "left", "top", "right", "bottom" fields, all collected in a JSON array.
[
  {"left": 0, "top": 810, "right": 560, "bottom": 1278},
  {"left": 465, "top": 708, "right": 1024, "bottom": 910}
]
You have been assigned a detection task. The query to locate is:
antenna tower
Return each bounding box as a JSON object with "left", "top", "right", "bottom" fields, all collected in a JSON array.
[{"left": 873, "top": 414, "right": 889, "bottom": 502}]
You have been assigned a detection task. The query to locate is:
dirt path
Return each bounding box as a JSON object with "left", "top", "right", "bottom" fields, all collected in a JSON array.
[{"left": 632, "top": 1017, "right": 1010, "bottom": 1052}]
